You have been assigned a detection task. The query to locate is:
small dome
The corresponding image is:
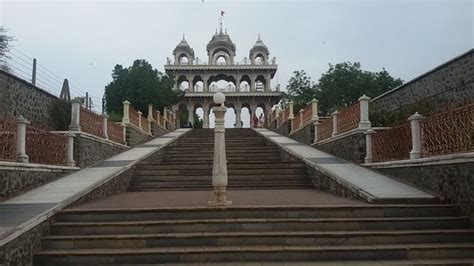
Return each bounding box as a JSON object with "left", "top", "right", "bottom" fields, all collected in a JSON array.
[
  {"left": 173, "top": 35, "right": 195, "bottom": 57},
  {"left": 250, "top": 34, "right": 269, "bottom": 55},
  {"left": 206, "top": 30, "right": 236, "bottom": 53}
]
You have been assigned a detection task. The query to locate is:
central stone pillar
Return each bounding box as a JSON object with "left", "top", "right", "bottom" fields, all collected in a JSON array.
[
  {"left": 235, "top": 107, "right": 242, "bottom": 128},
  {"left": 208, "top": 92, "right": 232, "bottom": 207},
  {"left": 187, "top": 106, "right": 194, "bottom": 125},
  {"left": 203, "top": 106, "right": 210, "bottom": 129}
]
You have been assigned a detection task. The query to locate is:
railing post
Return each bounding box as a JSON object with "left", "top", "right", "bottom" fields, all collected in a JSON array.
[
  {"left": 103, "top": 114, "right": 108, "bottom": 140},
  {"left": 69, "top": 99, "right": 81, "bottom": 131},
  {"left": 299, "top": 109, "right": 303, "bottom": 129},
  {"left": 209, "top": 92, "right": 231, "bottom": 207},
  {"left": 147, "top": 104, "right": 154, "bottom": 121},
  {"left": 288, "top": 101, "right": 294, "bottom": 133},
  {"left": 311, "top": 99, "right": 319, "bottom": 121},
  {"left": 16, "top": 115, "right": 29, "bottom": 163},
  {"left": 358, "top": 94, "right": 371, "bottom": 130},
  {"left": 122, "top": 123, "right": 127, "bottom": 145},
  {"left": 32, "top": 58, "right": 37, "bottom": 86},
  {"left": 313, "top": 121, "right": 320, "bottom": 144},
  {"left": 122, "top": 100, "right": 130, "bottom": 125},
  {"left": 156, "top": 111, "right": 161, "bottom": 127},
  {"left": 138, "top": 111, "right": 143, "bottom": 129},
  {"left": 409, "top": 112, "right": 424, "bottom": 159},
  {"left": 364, "top": 129, "right": 375, "bottom": 164},
  {"left": 332, "top": 110, "right": 339, "bottom": 137},
  {"left": 66, "top": 131, "right": 76, "bottom": 167}
]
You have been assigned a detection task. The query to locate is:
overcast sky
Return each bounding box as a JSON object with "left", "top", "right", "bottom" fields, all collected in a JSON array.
[{"left": 1, "top": 0, "right": 473, "bottom": 117}]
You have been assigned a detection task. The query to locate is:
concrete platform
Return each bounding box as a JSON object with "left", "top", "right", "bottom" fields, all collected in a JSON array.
[
  {"left": 67, "top": 189, "right": 366, "bottom": 210},
  {"left": 0, "top": 129, "right": 191, "bottom": 245},
  {"left": 254, "top": 128, "right": 436, "bottom": 203}
]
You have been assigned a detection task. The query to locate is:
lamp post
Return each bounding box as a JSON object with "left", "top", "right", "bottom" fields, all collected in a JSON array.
[{"left": 208, "top": 92, "right": 232, "bottom": 207}]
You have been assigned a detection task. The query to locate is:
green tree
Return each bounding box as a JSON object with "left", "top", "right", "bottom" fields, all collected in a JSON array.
[
  {"left": 283, "top": 70, "right": 318, "bottom": 114},
  {"left": 104, "top": 59, "right": 181, "bottom": 120},
  {"left": 316, "top": 62, "right": 403, "bottom": 115},
  {"left": 282, "top": 63, "right": 403, "bottom": 116},
  {"left": 0, "top": 27, "right": 14, "bottom": 67}
]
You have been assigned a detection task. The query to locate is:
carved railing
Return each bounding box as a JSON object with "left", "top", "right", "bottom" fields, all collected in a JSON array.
[
  {"left": 80, "top": 107, "right": 104, "bottom": 138},
  {"left": 25, "top": 125, "right": 68, "bottom": 165},
  {"left": 302, "top": 105, "right": 313, "bottom": 126},
  {"left": 142, "top": 116, "right": 150, "bottom": 133},
  {"left": 277, "top": 107, "right": 289, "bottom": 128},
  {"left": 318, "top": 118, "right": 333, "bottom": 141},
  {"left": 108, "top": 121, "right": 124, "bottom": 144},
  {"left": 337, "top": 102, "right": 360, "bottom": 134},
  {"left": 0, "top": 120, "right": 16, "bottom": 161},
  {"left": 129, "top": 106, "right": 140, "bottom": 128},
  {"left": 292, "top": 112, "right": 301, "bottom": 131},
  {"left": 372, "top": 123, "right": 411, "bottom": 162},
  {"left": 421, "top": 103, "right": 474, "bottom": 156}
]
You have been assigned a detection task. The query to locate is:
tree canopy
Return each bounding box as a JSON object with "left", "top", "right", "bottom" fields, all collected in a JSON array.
[
  {"left": 0, "top": 27, "right": 13, "bottom": 66},
  {"left": 284, "top": 62, "right": 403, "bottom": 115},
  {"left": 104, "top": 59, "right": 181, "bottom": 119}
]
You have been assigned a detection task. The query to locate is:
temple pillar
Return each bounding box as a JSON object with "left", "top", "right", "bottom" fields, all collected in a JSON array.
[
  {"left": 187, "top": 105, "right": 194, "bottom": 125},
  {"left": 203, "top": 106, "right": 210, "bottom": 128},
  {"left": 235, "top": 106, "right": 242, "bottom": 128}
]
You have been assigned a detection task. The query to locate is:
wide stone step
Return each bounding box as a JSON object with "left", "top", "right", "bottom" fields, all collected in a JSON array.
[
  {"left": 49, "top": 217, "right": 471, "bottom": 236},
  {"left": 128, "top": 185, "right": 315, "bottom": 191},
  {"left": 131, "top": 174, "right": 310, "bottom": 181},
  {"left": 158, "top": 160, "right": 290, "bottom": 165},
  {"left": 54, "top": 205, "right": 461, "bottom": 222},
  {"left": 164, "top": 148, "right": 279, "bottom": 154},
  {"left": 133, "top": 168, "right": 308, "bottom": 176},
  {"left": 33, "top": 243, "right": 474, "bottom": 264},
  {"left": 41, "top": 230, "right": 474, "bottom": 250},
  {"left": 136, "top": 162, "right": 307, "bottom": 170}
]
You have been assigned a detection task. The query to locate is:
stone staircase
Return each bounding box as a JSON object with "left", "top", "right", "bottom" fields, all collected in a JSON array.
[
  {"left": 35, "top": 205, "right": 474, "bottom": 264},
  {"left": 129, "top": 128, "right": 314, "bottom": 191},
  {"left": 32, "top": 128, "right": 474, "bottom": 264}
]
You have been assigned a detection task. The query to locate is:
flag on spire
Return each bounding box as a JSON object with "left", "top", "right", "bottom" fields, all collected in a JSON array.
[{"left": 221, "top": 10, "right": 225, "bottom": 16}]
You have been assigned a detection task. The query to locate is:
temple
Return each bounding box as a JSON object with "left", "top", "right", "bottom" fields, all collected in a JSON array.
[{"left": 165, "top": 29, "right": 282, "bottom": 128}]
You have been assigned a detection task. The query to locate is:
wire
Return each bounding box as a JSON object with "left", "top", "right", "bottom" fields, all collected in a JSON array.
[{"left": 11, "top": 47, "right": 34, "bottom": 60}]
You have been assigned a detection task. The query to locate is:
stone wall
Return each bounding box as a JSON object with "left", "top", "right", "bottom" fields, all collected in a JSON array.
[
  {"left": 313, "top": 131, "right": 366, "bottom": 164},
  {"left": 289, "top": 123, "right": 314, "bottom": 145},
  {"left": 0, "top": 70, "right": 60, "bottom": 130},
  {"left": 126, "top": 125, "right": 153, "bottom": 147},
  {"left": 373, "top": 49, "right": 474, "bottom": 112},
  {"left": 372, "top": 161, "right": 474, "bottom": 218},
  {"left": 73, "top": 133, "right": 128, "bottom": 168},
  {"left": 273, "top": 120, "right": 291, "bottom": 137},
  {"left": 151, "top": 122, "right": 167, "bottom": 137},
  {"left": 0, "top": 163, "right": 76, "bottom": 201}
]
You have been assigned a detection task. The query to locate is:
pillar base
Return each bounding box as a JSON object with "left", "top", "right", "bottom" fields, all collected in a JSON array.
[
  {"left": 410, "top": 151, "right": 421, "bottom": 160},
  {"left": 16, "top": 154, "right": 29, "bottom": 163},
  {"left": 208, "top": 187, "right": 232, "bottom": 207},
  {"left": 358, "top": 121, "right": 371, "bottom": 130},
  {"left": 68, "top": 125, "right": 81, "bottom": 132}
]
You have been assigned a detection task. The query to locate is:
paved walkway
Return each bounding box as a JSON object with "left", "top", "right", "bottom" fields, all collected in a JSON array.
[
  {"left": 68, "top": 189, "right": 366, "bottom": 210},
  {"left": 0, "top": 129, "right": 191, "bottom": 245},
  {"left": 254, "top": 128, "right": 436, "bottom": 203}
]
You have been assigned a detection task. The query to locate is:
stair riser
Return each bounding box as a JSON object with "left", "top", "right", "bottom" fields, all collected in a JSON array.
[
  {"left": 42, "top": 232, "right": 474, "bottom": 250},
  {"left": 33, "top": 247, "right": 474, "bottom": 264},
  {"left": 49, "top": 219, "right": 470, "bottom": 236},
  {"left": 134, "top": 169, "right": 307, "bottom": 176},
  {"left": 55, "top": 207, "right": 461, "bottom": 222},
  {"left": 136, "top": 163, "right": 306, "bottom": 170}
]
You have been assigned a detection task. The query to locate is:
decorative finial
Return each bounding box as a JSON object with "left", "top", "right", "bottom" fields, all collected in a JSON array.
[
  {"left": 215, "top": 28, "right": 217, "bottom": 34},
  {"left": 225, "top": 28, "right": 227, "bottom": 34},
  {"left": 258, "top": 34, "right": 261, "bottom": 41},
  {"left": 182, "top": 34, "right": 185, "bottom": 41}
]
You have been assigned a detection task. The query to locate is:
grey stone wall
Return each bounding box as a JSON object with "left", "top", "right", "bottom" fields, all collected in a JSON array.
[
  {"left": 314, "top": 131, "right": 366, "bottom": 164},
  {"left": 0, "top": 70, "right": 60, "bottom": 130},
  {"left": 373, "top": 162, "right": 474, "bottom": 219},
  {"left": 273, "top": 120, "right": 291, "bottom": 137},
  {"left": 74, "top": 134, "right": 128, "bottom": 168},
  {"left": 373, "top": 49, "right": 474, "bottom": 112},
  {"left": 289, "top": 123, "right": 314, "bottom": 145},
  {"left": 151, "top": 122, "right": 167, "bottom": 137},
  {"left": 0, "top": 166, "right": 75, "bottom": 201},
  {"left": 126, "top": 125, "right": 153, "bottom": 147}
]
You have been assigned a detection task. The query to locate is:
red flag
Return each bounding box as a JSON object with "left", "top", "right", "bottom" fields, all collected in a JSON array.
[{"left": 221, "top": 10, "right": 225, "bottom": 16}]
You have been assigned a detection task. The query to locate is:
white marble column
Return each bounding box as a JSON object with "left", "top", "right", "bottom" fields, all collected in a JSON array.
[
  {"left": 69, "top": 99, "right": 82, "bottom": 131},
  {"left": 235, "top": 107, "right": 242, "bottom": 128},
  {"left": 409, "top": 112, "right": 424, "bottom": 159},
  {"left": 209, "top": 92, "right": 232, "bottom": 207},
  {"left": 364, "top": 129, "right": 375, "bottom": 163},
  {"left": 66, "top": 131, "right": 76, "bottom": 167},
  {"left": 16, "top": 115, "right": 29, "bottom": 163},
  {"left": 358, "top": 95, "right": 371, "bottom": 130},
  {"left": 203, "top": 106, "right": 210, "bottom": 129}
]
